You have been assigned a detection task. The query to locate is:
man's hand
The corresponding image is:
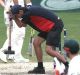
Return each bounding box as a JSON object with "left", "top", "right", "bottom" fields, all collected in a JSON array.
[
  {"left": 0, "top": 0, "right": 5, "bottom": 8},
  {"left": 7, "top": 9, "right": 17, "bottom": 20},
  {"left": 63, "top": 61, "right": 69, "bottom": 75},
  {"left": 11, "top": 14, "right": 17, "bottom": 20}
]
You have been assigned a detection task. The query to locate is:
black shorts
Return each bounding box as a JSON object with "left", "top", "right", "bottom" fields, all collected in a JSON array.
[{"left": 38, "top": 20, "right": 64, "bottom": 47}]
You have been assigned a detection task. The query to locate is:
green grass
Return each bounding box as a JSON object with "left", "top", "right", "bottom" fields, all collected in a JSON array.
[
  {"left": 0, "top": 5, "right": 80, "bottom": 62},
  {"left": 57, "top": 11, "right": 80, "bottom": 41},
  {"left": 0, "top": 7, "right": 7, "bottom": 47}
]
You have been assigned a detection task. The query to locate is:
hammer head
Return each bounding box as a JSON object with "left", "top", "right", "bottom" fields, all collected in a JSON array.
[
  {"left": 4, "top": 46, "right": 15, "bottom": 54},
  {"left": 4, "top": 50, "right": 15, "bottom": 54}
]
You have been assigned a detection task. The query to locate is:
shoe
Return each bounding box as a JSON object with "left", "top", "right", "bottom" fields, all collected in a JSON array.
[
  {"left": 28, "top": 67, "right": 45, "bottom": 74},
  {"left": 14, "top": 57, "right": 29, "bottom": 63},
  {"left": 0, "top": 49, "right": 7, "bottom": 62}
]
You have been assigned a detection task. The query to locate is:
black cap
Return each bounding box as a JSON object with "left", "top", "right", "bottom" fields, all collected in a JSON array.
[
  {"left": 64, "top": 39, "right": 79, "bottom": 54},
  {"left": 11, "top": 5, "right": 22, "bottom": 15}
]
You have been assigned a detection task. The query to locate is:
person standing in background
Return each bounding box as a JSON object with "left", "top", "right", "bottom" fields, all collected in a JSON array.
[{"left": 0, "top": 0, "right": 32, "bottom": 62}]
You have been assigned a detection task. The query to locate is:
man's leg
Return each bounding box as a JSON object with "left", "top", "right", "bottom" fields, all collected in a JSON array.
[
  {"left": 28, "top": 36, "right": 45, "bottom": 74},
  {"left": 33, "top": 36, "right": 44, "bottom": 62},
  {"left": 45, "top": 28, "right": 68, "bottom": 69},
  {"left": 46, "top": 45, "right": 66, "bottom": 63}
]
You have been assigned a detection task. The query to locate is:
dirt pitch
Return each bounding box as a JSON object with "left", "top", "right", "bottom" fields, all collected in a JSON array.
[{"left": 0, "top": 62, "right": 54, "bottom": 75}]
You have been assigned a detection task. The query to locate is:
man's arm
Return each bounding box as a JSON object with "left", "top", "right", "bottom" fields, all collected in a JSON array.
[
  {"left": 26, "top": 0, "right": 32, "bottom": 4},
  {"left": 13, "top": 0, "right": 18, "bottom": 5},
  {"left": 0, "top": 0, "right": 5, "bottom": 8},
  {"left": 25, "top": 0, "right": 32, "bottom": 6}
]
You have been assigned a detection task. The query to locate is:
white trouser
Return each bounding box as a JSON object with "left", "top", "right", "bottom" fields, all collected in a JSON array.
[{"left": 10, "top": 21, "right": 25, "bottom": 59}]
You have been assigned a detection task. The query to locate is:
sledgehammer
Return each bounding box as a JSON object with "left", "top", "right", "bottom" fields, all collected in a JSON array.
[{"left": 4, "top": 8, "right": 15, "bottom": 58}]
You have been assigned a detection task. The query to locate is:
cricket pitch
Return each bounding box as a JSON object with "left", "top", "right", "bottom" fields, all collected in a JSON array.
[{"left": 0, "top": 62, "right": 54, "bottom": 75}]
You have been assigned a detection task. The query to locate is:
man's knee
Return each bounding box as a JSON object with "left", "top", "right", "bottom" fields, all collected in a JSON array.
[
  {"left": 45, "top": 45, "right": 56, "bottom": 55},
  {"left": 33, "top": 37, "right": 44, "bottom": 47},
  {"left": 33, "top": 38, "right": 41, "bottom": 47}
]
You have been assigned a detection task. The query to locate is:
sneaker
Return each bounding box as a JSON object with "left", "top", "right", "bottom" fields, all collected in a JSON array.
[
  {"left": 0, "top": 49, "right": 7, "bottom": 62},
  {"left": 28, "top": 67, "right": 45, "bottom": 74}
]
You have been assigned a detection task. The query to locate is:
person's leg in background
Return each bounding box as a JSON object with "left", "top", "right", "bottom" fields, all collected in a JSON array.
[{"left": 10, "top": 20, "right": 29, "bottom": 62}]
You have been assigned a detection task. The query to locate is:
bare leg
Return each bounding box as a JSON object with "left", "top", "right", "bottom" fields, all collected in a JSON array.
[
  {"left": 33, "top": 36, "right": 45, "bottom": 62},
  {"left": 46, "top": 45, "right": 66, "bottom": 63},
  {"left": 28, "top": 36, "right": 45, "bottom": 74}
]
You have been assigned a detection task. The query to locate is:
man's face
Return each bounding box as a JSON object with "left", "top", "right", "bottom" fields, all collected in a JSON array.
[
  {"left": 64, "top": 47, "right": 70, "bottom": 58},
  {"left": 15, "top": 10, "right": 24, "bottom": 18},
  {"left": 15, "top": 13, "right": 22, "bottom": 18},
  {"left": 19, "top": 10, "right": 24, "bottom": 17}
]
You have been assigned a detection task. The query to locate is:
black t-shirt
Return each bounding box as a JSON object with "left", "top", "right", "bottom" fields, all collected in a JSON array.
[{"left": 21, "top": 6, "right": 61, "bottom": 32}]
